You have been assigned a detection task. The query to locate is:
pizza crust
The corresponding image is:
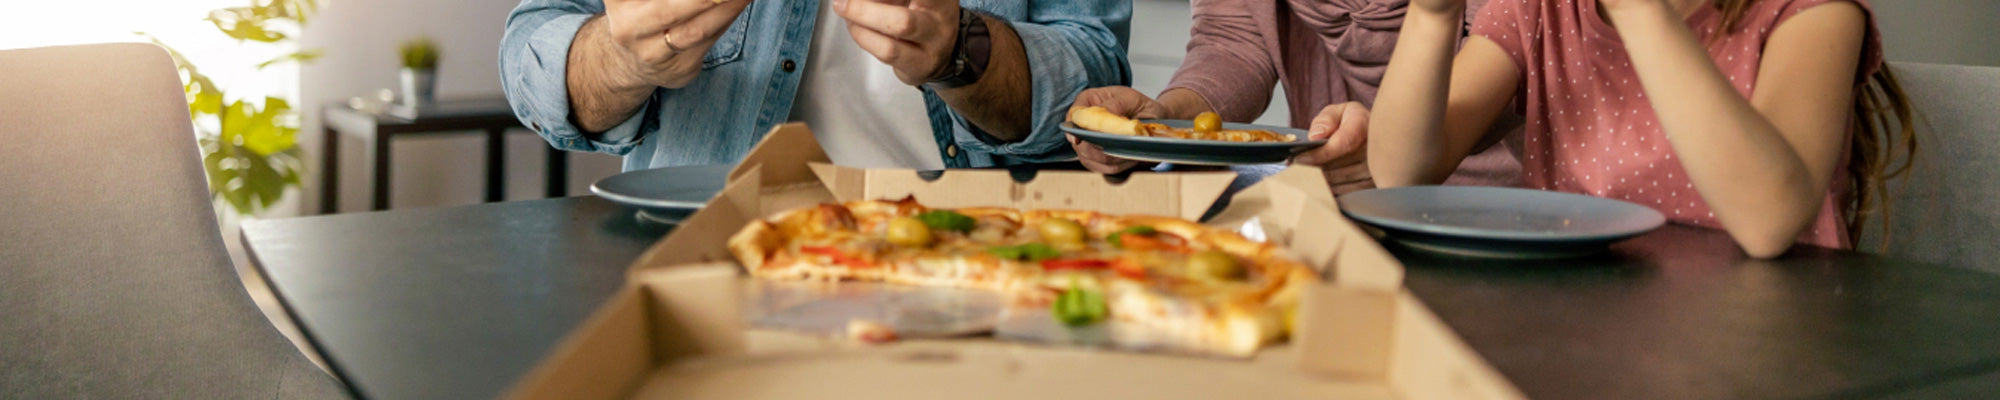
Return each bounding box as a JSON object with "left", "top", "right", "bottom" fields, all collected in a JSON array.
[{"left": 1068, "top": 106, "right": 1143, "bottom": 136}]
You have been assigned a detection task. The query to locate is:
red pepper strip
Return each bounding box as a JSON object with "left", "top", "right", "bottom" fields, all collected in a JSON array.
[
  {"left": 1109, "top": 258, "right": 1147, "bottom": 280},
  {"left": 1040, "top": 258, "right": 1112, "bottom": 271},
  {"left": 1117, "top": 233, "right": 1189, "bottom": 253},
  {"left": 800, "top": 245, "right": 874, "bottom": 268}
]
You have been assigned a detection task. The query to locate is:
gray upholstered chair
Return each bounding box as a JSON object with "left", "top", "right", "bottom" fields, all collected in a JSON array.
[
  {"left": 0, "top": 44, "right": 346, "bottom": 398},
  {"left": 1857, "top": 62, "right": 2000, "bottom": 274}
]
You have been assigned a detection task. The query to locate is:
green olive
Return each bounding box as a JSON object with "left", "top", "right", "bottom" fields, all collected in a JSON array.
[
  {"left": 1188, "top": 250, "right": 1244, "bottom": 281},
  {"left": 1281, "top": 303, "right": 1299, "bottom": 336},
  {"left": 886, "top": 216, "right": 934, "bottom": 247},
  {"left": 1192, "top": 111, "right": 1223, "bottom": 133},
  {"left": 1037, "top": 218, "right": 1087, "bottom": 246}
]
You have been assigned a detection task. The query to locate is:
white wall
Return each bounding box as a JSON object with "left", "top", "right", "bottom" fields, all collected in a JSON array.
[
  {"left": 301, "top": 0, "right": 622, "bottom": 213},
  {"left": 1874, "top": 0, "right": 2000, "bottom": 67}
]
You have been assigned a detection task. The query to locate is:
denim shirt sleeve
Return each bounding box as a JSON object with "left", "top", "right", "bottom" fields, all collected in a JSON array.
[
  {"left": 500, "top": 0, "right": 651, "bottom": 156},
  {"left": 948, "top": 0, "right": 1133, "bottom": 164}
]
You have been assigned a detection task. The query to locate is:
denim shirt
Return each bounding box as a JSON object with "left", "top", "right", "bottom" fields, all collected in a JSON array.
[{"left": 500, "top": 0, "right": 1132, "bottom": 170}]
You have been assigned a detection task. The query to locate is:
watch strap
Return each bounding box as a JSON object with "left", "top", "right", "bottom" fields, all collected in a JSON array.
[{"left": 926, "top": 10, "right": 991, "bottom": 90}]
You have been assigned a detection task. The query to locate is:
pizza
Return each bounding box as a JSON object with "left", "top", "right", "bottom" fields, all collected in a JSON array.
[
  {"left": 1068, "top": 106, "right": 1296, "bottom": 142},
  {"left": 727, "top": 196, "right": 1315, "bottom": 356}
]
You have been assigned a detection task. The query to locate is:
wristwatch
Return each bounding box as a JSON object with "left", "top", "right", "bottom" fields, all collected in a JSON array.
[{"left": 925, "top": 9, "right": 992, "bottom": 90}]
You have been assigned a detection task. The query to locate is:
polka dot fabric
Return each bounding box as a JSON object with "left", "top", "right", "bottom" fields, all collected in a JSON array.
[{"left": 1469, "top": 0, "right": 1883, "bottom": 249}]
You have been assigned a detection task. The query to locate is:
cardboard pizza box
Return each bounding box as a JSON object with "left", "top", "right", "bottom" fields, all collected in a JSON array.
[{"left": 506, "top": 123, "right": 1524, "bottom": 400}]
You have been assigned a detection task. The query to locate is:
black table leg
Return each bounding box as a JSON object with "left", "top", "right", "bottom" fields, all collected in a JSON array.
[
  {"left": 321, "top": 126, "right": 339, "bottom": 214},
  {"left": 546, "top": 147, "right": 569, "bottom": 198},
  {"left": 486, "top": 128, "right": 506, "bottom": 203},
  {"left": 372, "top": 133, "right": 391, "bottom": 211}
]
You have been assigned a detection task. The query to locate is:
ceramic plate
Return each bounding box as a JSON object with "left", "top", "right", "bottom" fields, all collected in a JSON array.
[
  {"left": 1060, "top": 120, "right": 1322, "bottom": 165},
  {"left": 589, "top": 164, "right": 733, "bottom": 223},
  {"left": 1339, "top": 186, "right": 1666, "bottom": 258}
]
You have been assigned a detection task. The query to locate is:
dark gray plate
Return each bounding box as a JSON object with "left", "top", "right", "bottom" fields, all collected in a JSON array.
[
  {"left": 1339, "top": 186, "right": 1666, "bottom": 259},
  {"left": 1059, "top": 120, "right": 1322, "bottom": 165},
  {"left": 588, "top": 164, "right": 733, "bottom": 223}
]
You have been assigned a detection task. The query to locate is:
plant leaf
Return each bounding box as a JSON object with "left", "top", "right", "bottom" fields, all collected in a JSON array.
[
  {"left": 241, "top": 97, "right": 299, "bottom": 156},
  {"left": 246, "top": 154, "right": 286, "bottom": 208},
  {"left": 255, "top": 49, "right": 323, "bottom": 69},
  {"left": 219, "top": 99, "right": 253, "bottom": 145},
  {"left": 207, "top": 7, "right": 287, "bottom": 43}
]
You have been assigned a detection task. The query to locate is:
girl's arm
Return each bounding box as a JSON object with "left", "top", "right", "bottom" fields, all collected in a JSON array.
[
  {"left": 1368, "top": 3, "right": 1521, "bottom": 187},
  {"left": 1606, "top": 1, "right": 1866, "bottom": 257}
]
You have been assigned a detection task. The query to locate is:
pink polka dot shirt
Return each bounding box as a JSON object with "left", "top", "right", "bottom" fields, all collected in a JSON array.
[{"left": 1470, "top": 0, "right": 1883, "bottom": 249}]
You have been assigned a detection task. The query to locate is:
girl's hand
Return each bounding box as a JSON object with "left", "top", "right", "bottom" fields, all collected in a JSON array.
[{"left": 1292, "top": 102, "right": 1375, "bottom": 194}]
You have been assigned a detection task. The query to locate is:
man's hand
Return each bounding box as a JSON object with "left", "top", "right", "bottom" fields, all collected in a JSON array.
[
  {"left": 1066, "top": 86, "right": 1169, "bottom": 174},
  {"left": 1291, "top": 102, "right": 1375, "bottom": 195},
  {"left": 834, "top": 0, "right": 962, "bottom": 86},
  {"left": 601, "top": 0, "right": 753, "bottom": 89},
  {"left": 570, "top": 0, "right": 752, "bottom": 133}
]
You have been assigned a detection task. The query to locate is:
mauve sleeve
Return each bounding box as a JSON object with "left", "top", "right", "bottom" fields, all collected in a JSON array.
[{"left": 1162, "top": 0, "right": 1280, "bottom": 123}]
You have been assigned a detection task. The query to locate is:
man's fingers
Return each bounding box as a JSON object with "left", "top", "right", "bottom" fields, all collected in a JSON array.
[
  {"left": 1132, "top": 101, "right": 1170, "bottom": 120},
  {"left": 1069, "top": 134, "right": 1136, "bottom": 174},
  {"left": 837, "top": 0, "right": 937, "bottom": 42},
  {"left": 606, "top": 0, "right": 720, "bottom": 40},
  {"left": 640, "top": 0, "right": 730, "bottom": 33},
  {"left": 1070, "top": 87, "right": 1162, "bottom": 119},
  {"left": 662, "top": 1, "right": 751, "bottom": 50},
  {"left": 653, "top": 22, "right": 730, "bottom": 88},
  {"left": 846, "top": 23, "right": 919, "bottom": 66}
]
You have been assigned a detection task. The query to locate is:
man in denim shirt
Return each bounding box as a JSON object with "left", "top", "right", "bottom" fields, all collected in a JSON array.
[{"left": 501, "top": 0, "right": 1131, "bottom": 170}]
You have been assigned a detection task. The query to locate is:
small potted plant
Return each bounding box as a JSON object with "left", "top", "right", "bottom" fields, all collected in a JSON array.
[{"left": 399, "top": 37, "right": 441, "bottom": 107}]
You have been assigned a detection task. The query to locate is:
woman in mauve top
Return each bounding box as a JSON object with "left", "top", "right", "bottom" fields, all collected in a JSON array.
[
  {"left": 1367, "top": 0, "right": 1916, "bottom": 257},
  {"left": 1068, "top": 0, "right": 1520, "bottom": 193}
]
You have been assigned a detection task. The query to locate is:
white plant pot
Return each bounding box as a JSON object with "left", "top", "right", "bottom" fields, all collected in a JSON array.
[{"left": 400, "top": 68, "right": 436, "bottom": 107}]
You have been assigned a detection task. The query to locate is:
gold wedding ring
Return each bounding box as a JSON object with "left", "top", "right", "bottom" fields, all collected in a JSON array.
[{"left": 663, "top": 30, "right": 683, "bottom": 54}]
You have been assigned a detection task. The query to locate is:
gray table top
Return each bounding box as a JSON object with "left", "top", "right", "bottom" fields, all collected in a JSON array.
[{"left": 242, "top": 196, "right": 2000, "bottom": 400}]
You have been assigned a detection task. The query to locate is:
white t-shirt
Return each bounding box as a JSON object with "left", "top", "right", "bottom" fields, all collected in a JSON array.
[{"left": 786, "top": 2, "right": 944, "bottom": 170}]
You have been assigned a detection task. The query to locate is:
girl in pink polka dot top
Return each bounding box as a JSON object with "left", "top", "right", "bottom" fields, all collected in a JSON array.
[{"left": 1367, "top": 0, "right": 1916, "bottom": 257}]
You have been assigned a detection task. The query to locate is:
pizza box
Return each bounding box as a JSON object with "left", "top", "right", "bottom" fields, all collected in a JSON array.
[{"left": 505, "top": 123, "right": 1525, "bottom": 400}]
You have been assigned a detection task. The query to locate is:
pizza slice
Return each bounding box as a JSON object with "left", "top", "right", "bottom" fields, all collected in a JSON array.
[
  {"left": 1068, "top": 106, "right": 1296, "bottom": 143},
  {"left": 727, "top": 197, "right": 1315, "bottom": 356}
]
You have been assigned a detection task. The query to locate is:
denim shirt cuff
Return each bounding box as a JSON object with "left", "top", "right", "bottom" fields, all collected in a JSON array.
[
  {"left": 946, "top": 22, "right": 1086, "bottom": 163},
  {"left": 505, "top": 12, "right": 646, "bottom": 156}
]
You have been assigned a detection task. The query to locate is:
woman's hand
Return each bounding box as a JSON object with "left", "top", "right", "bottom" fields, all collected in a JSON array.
[
  {"left": 1067, "top": 86, "right": 1169, "bottom": 174},
  {"left": 1292, "top": 102, "right": 1375, "bottom": 195}
]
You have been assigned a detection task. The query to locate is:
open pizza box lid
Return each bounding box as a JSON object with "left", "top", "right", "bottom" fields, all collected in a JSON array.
[{"left": 506, "top": 123, "right": 1525, "bottom": 400}]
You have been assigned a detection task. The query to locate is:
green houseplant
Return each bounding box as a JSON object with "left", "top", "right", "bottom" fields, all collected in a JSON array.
[
  {"left": 398, "top": 37, "right": 440, "bottom": 106},
  {"left": 141, "top": 0, "right": 320, "bottom": 216}
]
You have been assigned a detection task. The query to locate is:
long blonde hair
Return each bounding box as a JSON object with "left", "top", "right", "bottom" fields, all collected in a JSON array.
[{"left": 1715, "top": 0, "right": 1917, "bottom": 248}]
